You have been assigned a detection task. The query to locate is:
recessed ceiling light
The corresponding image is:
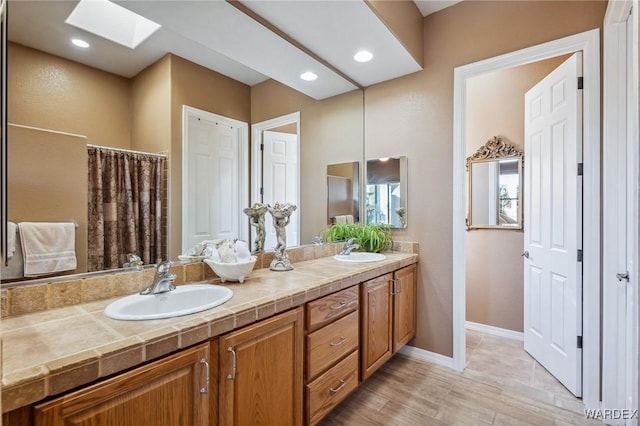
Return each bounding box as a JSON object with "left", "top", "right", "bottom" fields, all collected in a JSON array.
[
  {"left": 71, "top": 38, "right": 90, "bottom": 48},
  {"left": 354, "top": 50, "right": 373, "bottom": 63},
  {"left": 300, "top": 71, "right": 318, "bottom": 81},
  {"left": 66, "top": 0, "right": 161, "bottom": 50}
]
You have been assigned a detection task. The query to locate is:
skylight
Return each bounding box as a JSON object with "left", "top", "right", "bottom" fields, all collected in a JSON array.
[{"left": 66, "top": 0, "right": 161, "bottom": 50}]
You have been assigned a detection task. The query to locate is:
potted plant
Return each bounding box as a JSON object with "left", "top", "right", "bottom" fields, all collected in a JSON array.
[{"left": 321, "top": 223, "right": 392, "bottom": 253}]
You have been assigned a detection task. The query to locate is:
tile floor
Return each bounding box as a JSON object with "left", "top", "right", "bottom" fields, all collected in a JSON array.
[{"left": 320, "top": 329, "right": 601, "bottom": 425}]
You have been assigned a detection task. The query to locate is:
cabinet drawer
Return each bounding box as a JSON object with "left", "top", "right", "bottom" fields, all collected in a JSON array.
[
  {"left": 306, "top": 310, "right": 359, "bottom": 380},
  {"left": 306, "top": 286, "right": 359, "bottom": 332},
  {"left": 306, "top": 350, "right": 359, "bottom": 426}
]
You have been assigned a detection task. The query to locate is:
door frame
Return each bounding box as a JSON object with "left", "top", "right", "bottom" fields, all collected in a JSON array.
[
  {"left": 603, "top": 0, "right": 639, "bottom": 421},
  {"left": 452, "top": 29, "right": 601, "bottom": 409},
  {"left": 250, "top": 112, "right": 300, "bottom": 245},
  {"left": 181, "top": 105, "right": 249, "bottom": 252}
]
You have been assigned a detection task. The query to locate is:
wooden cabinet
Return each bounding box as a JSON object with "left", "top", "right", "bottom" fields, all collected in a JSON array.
[
  {"left": 218, "top": 307, "right": 304, "bottom": 426},
  {"left": 305, "top": 287, "right": 360, "bottom": 425},
  {"left": 361, "top": 264, "right": 417, "bottom": 381},
  {"left": 360, "top": 273, "right": 394, "bottom": 381},
  {"left": 393, "top": 264, "right": 417, "bottom": 352},
  {"left": 33, "top": 342, "right": 213, "bottom": 426}
]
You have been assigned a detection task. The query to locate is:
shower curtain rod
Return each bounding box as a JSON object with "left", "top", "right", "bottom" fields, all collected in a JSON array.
[{"left": 87, "top": 144, "right": 167, "bottom": 158}]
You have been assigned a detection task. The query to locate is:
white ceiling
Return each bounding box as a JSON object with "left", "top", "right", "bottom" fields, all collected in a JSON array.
[{"left": 8, "top": 0, "right": 460, "bottom": 100}]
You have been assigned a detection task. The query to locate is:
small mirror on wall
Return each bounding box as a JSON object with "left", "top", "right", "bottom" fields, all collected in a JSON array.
[
  {"left": 467, "top": 136, "right": 523, "bottom": 230},
  {"left": 365, "top": 156, "right": 407, "bottom": 228},
  {"left": 327, "top": 162, "right": 360, "bottom": 225}
]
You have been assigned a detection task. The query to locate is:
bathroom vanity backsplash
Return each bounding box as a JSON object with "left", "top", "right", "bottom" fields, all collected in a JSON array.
[{"left": 1, "top": 241, "right": 418, "bottom": 318}]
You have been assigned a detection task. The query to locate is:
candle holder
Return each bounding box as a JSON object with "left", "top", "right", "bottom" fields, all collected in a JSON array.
[
  {"left": 267, "top": 202, "right": 297, "bottom": 271},
  {"left": 243, "top": 202, "right": 268, "bottom": 254}
]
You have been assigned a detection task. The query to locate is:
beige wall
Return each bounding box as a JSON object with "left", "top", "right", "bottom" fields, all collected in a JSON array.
[
  {"left": 465, "top": 57, "right": 568, "bottom": 332},
  {"left": 364, "top": 1, "right": 606, "bottom": 356},
  {"left": 8, "top": 43, "right": 131, "bottom": 147},
  {"left": 366, "top": 0, "right": 424, "bottom": 66},
  {"left": 251, "top": 80, "right": 364, "bottom": 244}
]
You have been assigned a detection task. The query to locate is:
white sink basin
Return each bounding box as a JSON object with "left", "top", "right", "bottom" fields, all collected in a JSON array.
[
  {"left": 333, "top": 253, "right": 387, "bottom": 263},
  {"left": 104, "top": 284, "right": 233, "bottom": 321}
]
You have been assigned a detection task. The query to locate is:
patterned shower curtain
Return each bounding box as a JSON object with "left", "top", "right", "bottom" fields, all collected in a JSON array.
[{"left": 87, "top": 146, "right": 166, "bottom": 271}]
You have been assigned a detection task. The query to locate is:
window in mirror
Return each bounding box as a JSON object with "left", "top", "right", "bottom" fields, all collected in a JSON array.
[
  {"left": 466, "top": 136, "right": 523, "bottom": 230},
  {"left": 365, "top": 156, "right": 407, "bottom": 228}
]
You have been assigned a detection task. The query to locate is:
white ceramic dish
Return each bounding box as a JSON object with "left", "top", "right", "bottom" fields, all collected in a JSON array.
[{"left": 204, "top": 256, "right": 257, "bottom": 283}]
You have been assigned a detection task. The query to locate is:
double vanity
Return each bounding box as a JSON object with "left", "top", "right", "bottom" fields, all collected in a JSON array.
[{"left": 2, "top": 244, "right": 418, "bottom": 425}]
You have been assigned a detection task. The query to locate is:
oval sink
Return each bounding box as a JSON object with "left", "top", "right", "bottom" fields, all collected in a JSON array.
[
  {"left": 333, "top": 253, "right": 387, "bottom": 263},
  {"left": 104, "top": 284, "right": 233, "bottom": 321}
]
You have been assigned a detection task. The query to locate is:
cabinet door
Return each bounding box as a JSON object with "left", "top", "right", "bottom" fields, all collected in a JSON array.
[
  {"left": 219, "top": 307, "right": 303, "bottom": 426},
  {"left": 360, "top": 273, "right": 393, "bottom": 381},
  {"left": 393, "top": 264, "right": 417, "bottom": 352},
  {"left": 34, "top": 343, "right": 211, "bottom": 426}
]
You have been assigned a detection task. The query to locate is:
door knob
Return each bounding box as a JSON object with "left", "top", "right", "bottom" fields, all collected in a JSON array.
[
  {"left": 616, "top": 272, "right": 630, "bottom": 282},
  {"left": 521, "top": 251, "right": 530, "bottom": 259}
]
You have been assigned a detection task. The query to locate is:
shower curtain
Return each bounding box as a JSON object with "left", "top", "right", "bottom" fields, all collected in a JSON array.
[{"left": 87, "top": 146, "right": 166, "bottom": 271}]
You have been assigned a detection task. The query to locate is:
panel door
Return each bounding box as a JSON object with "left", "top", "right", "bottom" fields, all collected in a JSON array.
[
  {"left": 393, "top": 264, "right": 417, "bottom": 353},
  {"left": 34, "top": 343, "right": 211, "bottom": 426},
  {"left": 262, "top": 130, "right": 298, "bottom": 249},
  {"left": 184, "top": 110, "right": 240, "bottom": 252},
  {"left": 219, "top": 307, "right": 303, "bottom": 426},
  {"left": 523, "top": 53, "right": 583, "bottom": 396},
  {"left": 360, "top": 273, "right": 393, "bottom": 381}
]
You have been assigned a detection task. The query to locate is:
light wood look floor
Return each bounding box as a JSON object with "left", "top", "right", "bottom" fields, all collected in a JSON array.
[{"left": 320, "top": 329, "right": 600, "bottom": 425}]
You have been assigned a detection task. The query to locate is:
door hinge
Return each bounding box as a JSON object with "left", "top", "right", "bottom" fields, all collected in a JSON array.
[
  {"left": 260, "top": 143, "right": 264, "bottom": 151},
  {"left": 577, "top": 249, "right": 583, "bottom": 262},
  {"left": 259, "top": 187, "right": 264, "bottom": 196},
  {"left": 577, "top": 163, "right": 583, "bottom": 176},
  {"left": 577, "top": 336, "right": 583, "bottom": 349},
  {"left": 577, "top": 77, "right": 584, "bottom": 90}
]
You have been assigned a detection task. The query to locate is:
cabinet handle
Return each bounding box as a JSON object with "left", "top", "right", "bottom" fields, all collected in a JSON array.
[
  {"left": 329, "top": 336, "right": 347, "bottom": 347},
  {"left": 330, "top": 301, "right": 347, "bottom": 311},
  {"left": 200, "top": 358, "right": 210, "bottom": 394},
  {"left": 226, "top": 346, "right": 237, "bottom": 380},
  {"left": 330, "top": 379, "right": 347, "bottom": 393}
]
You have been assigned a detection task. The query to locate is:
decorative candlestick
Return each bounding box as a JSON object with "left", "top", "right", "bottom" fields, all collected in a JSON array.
[
  {"left": 243, "top": 203, "right": 268, "bottom": 254},
  {"left": 267, "top": 202, "right": 297, "bottom": 271}
]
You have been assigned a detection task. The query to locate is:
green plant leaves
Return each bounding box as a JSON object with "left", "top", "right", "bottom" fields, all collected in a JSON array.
[{"left": 321, "top": 223, "right": 393, "bottom": 253}]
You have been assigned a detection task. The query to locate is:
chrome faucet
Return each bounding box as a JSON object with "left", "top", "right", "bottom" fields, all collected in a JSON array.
[
  {"left": 140, "top": 261, "right": 176, "bottom": 295},
  {"left": 124, "top": 253, "right": 143, "bottom": 270},
  {"left": 338, "top": 238, "right": 360, "bottom": 255}
]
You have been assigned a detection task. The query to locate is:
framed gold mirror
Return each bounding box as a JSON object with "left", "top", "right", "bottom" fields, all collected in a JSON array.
[{"left": 466, "top": 136, "right": 523, "bottom": 230}]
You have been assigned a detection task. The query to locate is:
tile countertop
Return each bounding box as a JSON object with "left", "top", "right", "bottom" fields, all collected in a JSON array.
[{"left": 1, "top": 252, "right": 418, "bottom": 413}]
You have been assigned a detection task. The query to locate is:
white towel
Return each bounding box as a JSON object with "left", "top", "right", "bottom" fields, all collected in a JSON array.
[
  {"left": 335, "top": 215, "right": 347, "bottom": 224},
  {"left": 7, "top": 221, "right": 16, "bottom": 259},
  {"left": 18, "top": 222, "right": 77, "bottom": 277},
  {"left": 345, "top": 215, "right": 354, "bottom": 224}
]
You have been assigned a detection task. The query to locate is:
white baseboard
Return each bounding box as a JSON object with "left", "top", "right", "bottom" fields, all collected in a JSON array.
[
  {"left": 398, "top": 345, "right": 455, "bottom": 369},
  {"left": 465, "top": 321, "right": 524, "bottom": 341}
]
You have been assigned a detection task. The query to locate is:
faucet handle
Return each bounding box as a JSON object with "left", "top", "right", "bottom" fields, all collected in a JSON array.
[{"left": 156, "top": 260, "right": 173, "bottom": 275}]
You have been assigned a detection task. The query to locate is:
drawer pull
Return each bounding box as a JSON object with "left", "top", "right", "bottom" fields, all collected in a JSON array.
[
  {"left": 330, "top": 301, "right": 347, "bottom": 311},
  {"left": 330, "top": 336, "right": 347, "bottom": 347},
  {"left": 330, "top": 379, "right": 347, "bottom": 393}
]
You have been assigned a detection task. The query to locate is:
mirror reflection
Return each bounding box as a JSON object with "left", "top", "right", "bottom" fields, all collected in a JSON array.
[
  {"left": 466, "top": 136, "right": 523, "bottom": 230},
  {"left": 365, "top": 156, "right": 407, "bottom": 229},
  {"left": 4, "top": 5, "right": 364, "bottom": 284},
  {"left": 327, "top": 162, "right": 360, "bottom": 225}
]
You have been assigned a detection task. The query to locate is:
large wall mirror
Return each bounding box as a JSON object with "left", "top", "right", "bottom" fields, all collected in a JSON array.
[
  {"left": 466, "top": 136, "right": 523, "bottom": 230},
  {"left": 3, "top": 2, "right": 364, "bottom": 284},
  {"left": 365, "top": 156, "right": 407, "bottom": 228}
]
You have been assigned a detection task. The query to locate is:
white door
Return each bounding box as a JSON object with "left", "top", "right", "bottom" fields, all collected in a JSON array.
[
  {"left": 183, "top": 108, "right": 245, "bottom": 252},
  {"left": 603, "top": 5, "right": 638, "bottom": 423},
  {"left": 523, "top": 53, "right": 583, "bottom": 397},
  {"left": 262, "top": 130, "right": 298, "bottom": 250}
]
